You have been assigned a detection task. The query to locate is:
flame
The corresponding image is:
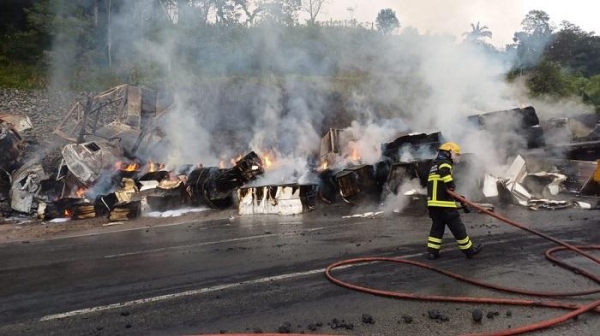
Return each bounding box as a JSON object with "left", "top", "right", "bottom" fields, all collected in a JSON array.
[
  {"left": 351, "top": 148, "right": 360, "bottom": 161},
  {"left": 149, "top": 162, "right": 166, "bottom": 172},
  {"left": 264, "top": 155, "right": 272, "bottom": 168},
  {"left": 219, "top": 160, "right": 225, "bottom": 169},
  {"left": 322, "top": 161, "right": 328, "bottom": 170},
  {"left": 230, "top": 154, "right": 243, "bottom": 166},
  {"left": 115, "top": 161, "right": 140, "bottom": 172},
  {"left": 75, "top": 187, "right": 86, "bottom": 198},
  {"left": 64, "top": 209, "right": 73, "bottom": 218}
]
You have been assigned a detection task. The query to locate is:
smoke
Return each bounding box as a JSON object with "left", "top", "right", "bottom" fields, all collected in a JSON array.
[
  {"left": 43, "top": 2, "right": 592, "bottom": 191},
  {"left": 380, "top": 178, "right": 426, "bottom": 215},
  {"left": 145, "top": 21, "right": 515, "bottom": 182}
]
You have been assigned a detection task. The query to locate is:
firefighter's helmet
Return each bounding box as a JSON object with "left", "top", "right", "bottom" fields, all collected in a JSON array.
[{"left": 439, "top": 142, "right": 461, "bottom": 155}]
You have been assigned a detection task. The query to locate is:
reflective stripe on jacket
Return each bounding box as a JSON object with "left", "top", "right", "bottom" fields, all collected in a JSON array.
[{"left": 427, "top": 159, "right": 457, "bottom": 208}]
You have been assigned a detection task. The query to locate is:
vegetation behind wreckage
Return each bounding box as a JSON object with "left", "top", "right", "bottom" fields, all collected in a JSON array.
[{"left": 0, "top": 1, "right": 599, "bottom": 112}]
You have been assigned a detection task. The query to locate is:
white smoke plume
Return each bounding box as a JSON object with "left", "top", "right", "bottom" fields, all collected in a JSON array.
[{"left": 44, "top": 1, "right": 594, "bottom": 192}]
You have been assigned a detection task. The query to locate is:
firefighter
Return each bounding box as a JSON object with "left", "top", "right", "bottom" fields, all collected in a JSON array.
[{"left": 426, "top": 142, "right": 482, "bottom": 260}]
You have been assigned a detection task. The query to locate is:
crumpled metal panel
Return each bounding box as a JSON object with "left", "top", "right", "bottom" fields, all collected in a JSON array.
[
  {"left": 467, "top": 106, "right": 545, "bottom": 150},
  {"left": 53, "top": 85, "right": 167, "bottom": 154},
  {"left": 320, "top": 129, "right": 343, "bottom": 158},
  {"left": 319, "top": 128, "right": 355, "bottom": 168},
  {"left": 335, "top": 164, "right": 379, "bottom": 204},
  {"left": 381, "top": 132, "right": 441, "bottom": 162},
  {"left": 10, "top": 164, "right": 47, "bottom": 213},
  {"left": 87, "top": 121, "right": 141, "bottom": 155},
  {"left": 61, "top": 141, "right": 124, "bottom": 187},
  {"left": 0, "top": 119, "right": 25, "bottom": 171},
  {"left": 0, "top": 113, "right": 33, "bottom": 132}
]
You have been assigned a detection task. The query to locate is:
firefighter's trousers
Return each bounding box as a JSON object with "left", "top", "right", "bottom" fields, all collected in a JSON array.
[{"left": 426, "top": 207, "right": 473, "bottom": 254}]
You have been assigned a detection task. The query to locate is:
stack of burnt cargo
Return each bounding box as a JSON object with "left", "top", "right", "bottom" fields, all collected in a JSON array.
[
  {"left": 467, "top": 106, "right": 545, "bottom": 153},
  {"left": 542, "top": 113, "right": 600, "bottom": 161},
  {"left": 317, "top": 129, "right": 442, "bottom": 207}
]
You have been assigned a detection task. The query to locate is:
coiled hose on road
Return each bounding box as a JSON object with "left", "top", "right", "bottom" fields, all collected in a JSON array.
[
  {"left": 200, "top": 192, "right": 598, "bottom": 336},
  {"left": 325, "top": 190, "right": 600, "bottom": 336}
]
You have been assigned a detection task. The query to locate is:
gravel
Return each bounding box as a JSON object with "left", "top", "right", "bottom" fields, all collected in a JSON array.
[
  {"left": 0, "top": 89, "right": 89, "bottom": 146},
  {"left": 0, "top": 88, "right": 92, "bottom": 173}
]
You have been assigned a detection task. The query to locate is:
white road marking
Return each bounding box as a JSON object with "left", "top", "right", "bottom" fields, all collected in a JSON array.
[
  {"left": 103, "top": 222, "right": 367, "bottom": 259},
  {"left": 39, "top": 251, "right": 425, "bottom": 322},
  {"left": 103, "top": 233, "right": 274, "bottom": 258},
  {"left": 38, "top": 233, "right": 518, "bottom": 321}
]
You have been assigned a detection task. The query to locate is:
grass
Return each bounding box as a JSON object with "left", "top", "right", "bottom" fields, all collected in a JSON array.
[{"left": 0, "top": 61, "right": 47, "bottom": 89}]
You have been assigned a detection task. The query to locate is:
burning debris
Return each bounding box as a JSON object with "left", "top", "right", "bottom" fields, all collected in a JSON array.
[
  {"left": 467, "top": 106, "right": 545, "bottom": 152},
  {"left": 10, "top": 164, "right": 47, "bottom": 214},
  {"left": 0, "top": 113, "right": 30, "bottom": 172},
  {"left": 187, "top": 152, "right": 264, "bottom": 209},
  {"left": 381, "top": 132, "right": 441, "bottom": 162},
  {"left": 1, "top": 86, "right": 599, "bottom": 224},
  {"left": 61, "top": 141, "right": 124, "bottom": 187},
  {"left": 335, "top": 164, "right": 382, "bottom": 205}
]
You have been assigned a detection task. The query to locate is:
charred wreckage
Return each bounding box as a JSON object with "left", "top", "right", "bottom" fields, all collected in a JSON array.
[{"left": 1, "top": 86, "right": 599, "bottom": 223}]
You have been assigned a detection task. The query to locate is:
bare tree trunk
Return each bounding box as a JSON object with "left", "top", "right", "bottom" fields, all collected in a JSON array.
[
  {"left": 106, "top": 0, "right": 112, "bottom": 68},
  {"left": 157, "top": 0, "right": 177, "bottom": 24},
  {"left": 93, "top": 0, "right": 99, "bottom": 26}
]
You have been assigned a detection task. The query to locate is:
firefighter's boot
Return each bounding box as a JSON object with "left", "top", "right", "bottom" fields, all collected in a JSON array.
[
  {"left": 465, "top": 243, "right": 482, "bottom": 259},
  {"left": 427, "top": 251, "right": 441, "bottom": 260}
]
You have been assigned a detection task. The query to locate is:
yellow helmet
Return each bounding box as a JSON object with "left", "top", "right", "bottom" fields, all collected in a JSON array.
[{"left": 439, "top": 142, "right": 461, "bottom": 155}]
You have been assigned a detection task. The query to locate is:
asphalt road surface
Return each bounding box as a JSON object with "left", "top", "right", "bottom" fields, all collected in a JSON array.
[{"left": 0, "top": 203, "right": 599, "bottom": 336}]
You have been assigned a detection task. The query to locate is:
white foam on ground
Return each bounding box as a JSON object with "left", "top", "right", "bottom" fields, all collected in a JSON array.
[
  {"left": 49, "top": 218, "right": 71, "bottom": 223},
  {"left": 144, "top": 207, "right": 209, "bottom": 218}
]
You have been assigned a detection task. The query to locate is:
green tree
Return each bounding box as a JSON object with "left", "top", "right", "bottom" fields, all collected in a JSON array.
[
  {"left": 581, "top": 75, "right": 600, "bottom": 111},
  {"left": 260, "top": 0, "right": 300, "bottom": 26},
  {"left": 522, "top": 9, "right": 552, "bottom": 36},
  {"left": 375, "top": 8, "right": 399, "bottom": 34},
  {"left": 526, "top": 59, "right": 574, "bottom": 97},
  {"left": 508, "top": 10, "right": 554, "bottom": 69},
  {"left": 546, "top": 21, "right": 600, "bottom": 77},
  {"left": 463, "top": 22, "right": 492, "bottom": 43}
]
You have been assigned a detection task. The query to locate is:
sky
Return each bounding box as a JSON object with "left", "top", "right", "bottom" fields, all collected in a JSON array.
[{"left": 321, "top": 0, "right": 600, "bottom": 47}]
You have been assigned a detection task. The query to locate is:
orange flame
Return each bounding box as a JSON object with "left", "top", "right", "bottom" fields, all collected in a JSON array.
[
  {"left": 64, "top": 209, "right": 73, "bottom": 218},
  {"left": 322, "top": 161, "right": 328, "bottom": 170},
  {"left": 351, "top": 148, "right": 360, "bottom": 161},
  {"left": 115, "top": 162, "right": 140, "bottom": 172},
  {"left": 230, "top": 154, "right": 243, "bottom": 166},
  {"left": 75, "top": 187, "right": 86, "bottom": 198},
  {"left": 219, "top": 160, "right": 225, "bottom": 169},
  {"left": 264, "top": 155, "right": 272, "bottom": 168}
]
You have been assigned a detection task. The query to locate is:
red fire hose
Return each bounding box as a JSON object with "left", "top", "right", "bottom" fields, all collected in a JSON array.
[{"left": 325, "top": 190, "right": 600, "bottom": 336}]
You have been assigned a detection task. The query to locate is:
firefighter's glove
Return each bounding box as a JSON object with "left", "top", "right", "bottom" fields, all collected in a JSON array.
[{"left": 461, "top": 203, "right": 471, "bottom": 213}]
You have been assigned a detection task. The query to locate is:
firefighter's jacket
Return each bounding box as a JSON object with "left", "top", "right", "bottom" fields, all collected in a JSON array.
[{"left": 426, "top": 156, "right": 458, "bottom": 208}]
